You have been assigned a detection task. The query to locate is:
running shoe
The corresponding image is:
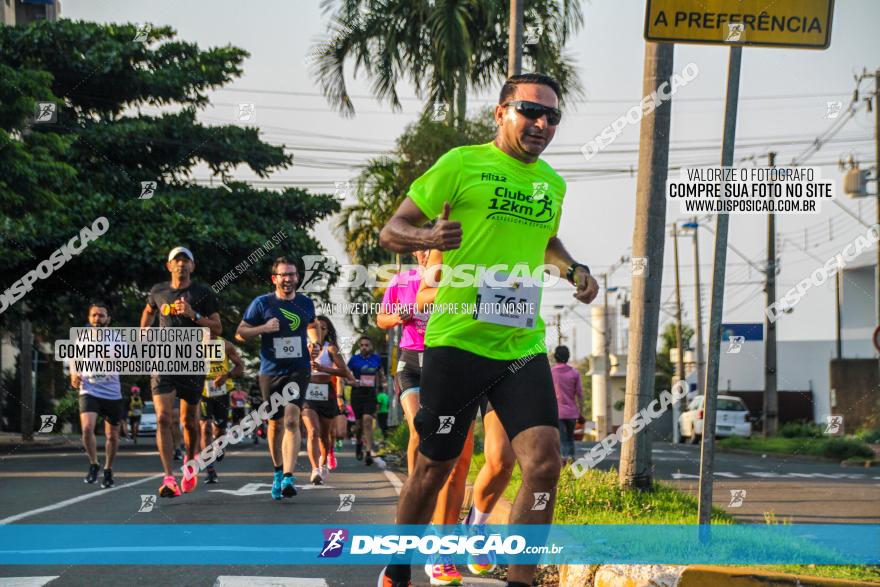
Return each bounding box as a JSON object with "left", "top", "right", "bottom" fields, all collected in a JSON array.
[
  {"left": 159, "top": 475, "right": 181, "bottom": 498},
  {"left": 377, "top": 567, "right": 411, "bottom": 587},
  {"left": 373, "top": 456, "right": 386, "bottom": 469},
  {"left": 463, "top": 517, "right": 497, "bottom": 575},
  {"left": 206, "top": 467, "right": 218, "bottom": 484},
  {"left": 281, "top": 475, "right": 297, "bottom": 497},
  {"left": 100, "top": 468, "right": 114, "bottom": 489},
  {"left": 466, "top": 548, "right": 497, "bottom": 576},
  {"left": 271, "top": 470, "right": 283, "bottom": 500},
  {"left": 310, "top": 467, "right": 323, "bottom": 485},
  {"left": 365, "top": 451, "right": 374, "bottom": 466},
  {"left": 181, "top": 460, "right": 198, "bottom": 493},
  {"left": 355, "top": 441, "right": 364, "bottom": 461},
  {"left": 84, "top": 463, "right": 100, "bottom": 484},
  {"left": 424, "top": 559, "right": 462, "bottom": 586},
  {"left": 173, "top": 447, "right": 183, "bottom": 461},
  {"left": 320, "top": 464, "right": 330, "bottom": 480},
  {"left": 327, "top": 450, "right": 337, "bottom": 470}
]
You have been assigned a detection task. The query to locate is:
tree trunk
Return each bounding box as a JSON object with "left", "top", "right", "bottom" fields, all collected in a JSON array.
[
  {"left": 456, "top": 67, "right": 467, "bottom": 130},
  {"left": 618, "top": 42, "right": 674, "bottom": 491}
]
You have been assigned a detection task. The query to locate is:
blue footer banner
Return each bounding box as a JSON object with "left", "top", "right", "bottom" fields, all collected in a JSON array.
[{"left": 0, "top": 524, "right": 877, "bottom": 565}]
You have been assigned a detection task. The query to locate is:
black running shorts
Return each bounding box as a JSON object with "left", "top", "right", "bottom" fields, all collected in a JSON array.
[
  {"left": 303, "top": 381, "right": 338, "bottom": 420},
  {"left": 350, "top": 388, "right": 377, "bottom": 420},
  {"left": 200, "top": 394, "right": 230, "bottom": 427},
  {"left": 396, "top": 349, "right": 423, "bottom": 399},
  {"left": 151, "top": 374, "right": 205, "bottom": 405},
  {"left": 258, "top": 371, "right": 308, "bottom": 420},
  {"left": 78, "top": 394, "right": 123, "bottom": 426},
  {"left": 415, "top": 346, "right": 558, "bottom": 461}
]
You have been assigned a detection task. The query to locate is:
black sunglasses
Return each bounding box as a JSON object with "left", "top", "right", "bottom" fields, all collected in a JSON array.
[{"left": 504, "top": 100, "right": 561, "bottom": 126}]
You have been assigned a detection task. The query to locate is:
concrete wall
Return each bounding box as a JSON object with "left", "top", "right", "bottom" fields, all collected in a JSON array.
[{"left": 829, "top": 358, "right": 879, "bottom": 432}]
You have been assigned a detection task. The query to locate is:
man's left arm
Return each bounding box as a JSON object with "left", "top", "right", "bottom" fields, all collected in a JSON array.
[{"left": 544, "top": 236, "right": 600, "bottom": 304}]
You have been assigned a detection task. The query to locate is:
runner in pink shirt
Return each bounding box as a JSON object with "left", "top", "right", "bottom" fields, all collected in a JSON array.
[
  {"left": 551, "top": 345, "right": 583, "bottom": 462},
  {"left": 377, "top": 251, "right": 430, "bottom": 473}
]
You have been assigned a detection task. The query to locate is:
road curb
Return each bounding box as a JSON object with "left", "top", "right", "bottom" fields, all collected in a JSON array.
[
  {"left": 559, "top": 564, "right": 878, "bottom": 587},
  {"left": 715, "top": 446, "right": 842, "bottom": 464}
]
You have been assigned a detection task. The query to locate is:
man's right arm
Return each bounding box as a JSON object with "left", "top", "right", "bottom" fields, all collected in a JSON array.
[
  {"left": 236, "top": 320, "right": 264, "bottom": 341},
  {"left": 379, "top": 198, "right": 461, "bottom": 253},
  {"left": 140, "top": 304, "right": 155, "bottom": 328}
]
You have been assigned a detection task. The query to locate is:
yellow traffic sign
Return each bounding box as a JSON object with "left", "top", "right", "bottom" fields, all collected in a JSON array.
[{"left": 644, "top": 0, "right": 834, "bottom": 49}]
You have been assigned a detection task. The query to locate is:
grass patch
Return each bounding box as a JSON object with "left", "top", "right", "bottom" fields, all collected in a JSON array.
[
  {"left": 718, "top": 436, "right": 874, "bottom": 460},
  {"left": 758, "top": 565, "right": 880, "bottom": 583},
  {"left": 467, "top": 452, "right": 879, "bottom": 582},
  {"left": 467, "top": 454, "right": 733, "bottom": 525}
]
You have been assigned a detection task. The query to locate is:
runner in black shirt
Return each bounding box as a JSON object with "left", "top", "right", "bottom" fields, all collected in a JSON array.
[{"left": 140, "top": 246, "right": 222, "bottom": 498}]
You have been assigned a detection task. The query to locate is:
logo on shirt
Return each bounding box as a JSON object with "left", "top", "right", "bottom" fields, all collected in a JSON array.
[
  {"left": 481, "top": 172, "right": 507, "bottom": 183},
  {"left": 279, "top": 308, "right": 301, "bottom": 331},
  {"left": 487, "top": 186, "right": 555, "bottom": 226}
]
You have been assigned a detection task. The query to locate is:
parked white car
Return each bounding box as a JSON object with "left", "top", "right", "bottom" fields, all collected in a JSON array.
[
  {"left": 678, "top": 394, "right": 751, "bottom": 443},
  {"left": 138, "top": 401, "right": 157, "bottom": 436}
]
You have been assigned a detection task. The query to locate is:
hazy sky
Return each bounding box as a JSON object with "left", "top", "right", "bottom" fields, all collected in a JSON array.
[{"left": 63, "top": 0, "right": 880, "bottom": 357}]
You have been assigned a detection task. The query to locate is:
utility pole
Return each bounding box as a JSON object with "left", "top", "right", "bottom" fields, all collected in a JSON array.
[
  {"left": 763, "top": 151, "right": 779, "bottom": 438},
  {"left": 692, "top": 217, "right": 705, "bottom": 398},
  {"left": 20, "top": 315, "right": 34, "bottom": 441},
  {"left": 672, "top": 223, "right": 686, "bottom": 444},
  {"left": 619, "top": 42, "right": 674, "bottom": 490},
  {"left": 698, "top": 46, "right": 742, "bottom": 525},
  {"left": 507, "top": 0, "right": 523, "bottom": 77},
  {"left": 672, "top": 223, "right": 686, "bottom": 384},
  {"left": 875, "top": 69, "right": 879, "bottom": 331},
  {"left": 603, "top": 273, "right": 612, "bottom": 438}
]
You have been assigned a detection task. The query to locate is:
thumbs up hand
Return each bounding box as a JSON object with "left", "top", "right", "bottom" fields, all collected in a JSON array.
[{"left": 430, "top": 202, "right": 462, "bottom": 251}]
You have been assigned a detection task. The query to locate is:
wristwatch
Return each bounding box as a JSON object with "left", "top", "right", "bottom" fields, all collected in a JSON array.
[
  {"left": 566, "top": 263, "right": 591, "bottom": 285},
  {"left": 193, "top": 311, "right": 202, "bottom": 321}
]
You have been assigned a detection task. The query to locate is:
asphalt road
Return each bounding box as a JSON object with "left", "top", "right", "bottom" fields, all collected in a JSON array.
[
  {"left": 579, "top": 441, "right": 880, "bottom": 524},
  {"left": 1, "top": 436, "right": 877, "bottom": 586},
  {"left": 0, "top": 436, "right": 503, "bottom": 587}
]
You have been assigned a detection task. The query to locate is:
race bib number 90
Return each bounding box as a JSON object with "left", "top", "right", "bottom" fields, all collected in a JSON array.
[
  {"left": 273, "top": 337, "right": 303, "bottom": 359},
  {"left": 473, "top": 271, "right": 540, "bottom": 329}
]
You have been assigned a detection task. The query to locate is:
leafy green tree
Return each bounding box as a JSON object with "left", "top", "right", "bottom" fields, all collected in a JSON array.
[
  {"left": 655, "top": 321, "right": 694, "bottom": 396},
  {"left": 310, "top": 0, "right": 584, "bottom": 128},
  {"left": 0, "top": 20, "right": 338, "bottom": 348}
]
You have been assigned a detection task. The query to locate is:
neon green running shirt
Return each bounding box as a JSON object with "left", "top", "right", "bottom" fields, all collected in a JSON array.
[{"left": 407, "top": 141, "right": 566, "bottom": 360}]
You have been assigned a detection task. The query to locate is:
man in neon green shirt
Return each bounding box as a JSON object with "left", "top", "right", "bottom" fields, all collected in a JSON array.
[{"left": 377, "top": 73, "right": 599, "bottom": 587}]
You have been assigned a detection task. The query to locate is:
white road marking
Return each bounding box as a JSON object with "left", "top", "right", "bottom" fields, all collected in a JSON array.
[
  {"left": 209, "top": 483, "right": 337, "bottom": 496},
  {"left": 384, "top": 470, "right": 403, "bottom": 495},
  {"left": 0, "top": 474, "right": 163, "bottom": 525},
  {"left": 0, "top": 578, "right": 59, "bottom": 587},
  {"left": 213, "top": 577, "right": 328, "bottom": 587}
]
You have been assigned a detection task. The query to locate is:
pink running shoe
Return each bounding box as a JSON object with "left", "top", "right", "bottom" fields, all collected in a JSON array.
[
  {"left": 328, "top": 449, "right": 337, "bottom": 470},
  {"left": 159, "top": 475, "right": 181, "bottom": 498},
  {"left": 181, "top": 460, "right": 198, "bottom": 493}
]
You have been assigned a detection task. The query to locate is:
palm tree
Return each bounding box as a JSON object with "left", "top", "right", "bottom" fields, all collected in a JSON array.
[{"left": 310, "top": 0, "right": 584, "bottom": 129}]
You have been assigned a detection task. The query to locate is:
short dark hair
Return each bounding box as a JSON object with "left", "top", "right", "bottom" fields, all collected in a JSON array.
[
  {"left": 554, "top": 345, "right": 570, "bottom": 363},
  {"left": 88, "top": 301, "right": 110, "bottom": 314},
  {"left": 499, "top": 73, "right": 562, "bottom": 105},
  {"left": 358, "top": 335, "right": 372, "bottom": 345},
  {"left": 271, "top": 256, "right": 297, "bottom": 275}
]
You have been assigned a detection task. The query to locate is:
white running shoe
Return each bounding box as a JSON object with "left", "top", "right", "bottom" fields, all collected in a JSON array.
[{"left": 310, "top": 467, "right": 323, "bottom": 485}]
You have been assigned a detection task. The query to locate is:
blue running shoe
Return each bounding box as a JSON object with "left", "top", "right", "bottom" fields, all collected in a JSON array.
[
  {"left": 271, "top": 470, "right": 283, "bottom": 500},
  {"left": 281, "top": 475, "right": 297, "bottom": 498}
]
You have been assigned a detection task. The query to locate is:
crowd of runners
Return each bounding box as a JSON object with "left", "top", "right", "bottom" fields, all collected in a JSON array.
[{"left": 68, "top": 72, "right": 598, "bottom": 587}]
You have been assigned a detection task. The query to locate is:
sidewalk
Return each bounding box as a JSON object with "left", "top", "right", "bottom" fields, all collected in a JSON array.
[
  {"left": 0, "top": 432, "right": 81, "bottom": 454},
  {"left": 560, "top": 564, "right": 879, "bottom": 586}
]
